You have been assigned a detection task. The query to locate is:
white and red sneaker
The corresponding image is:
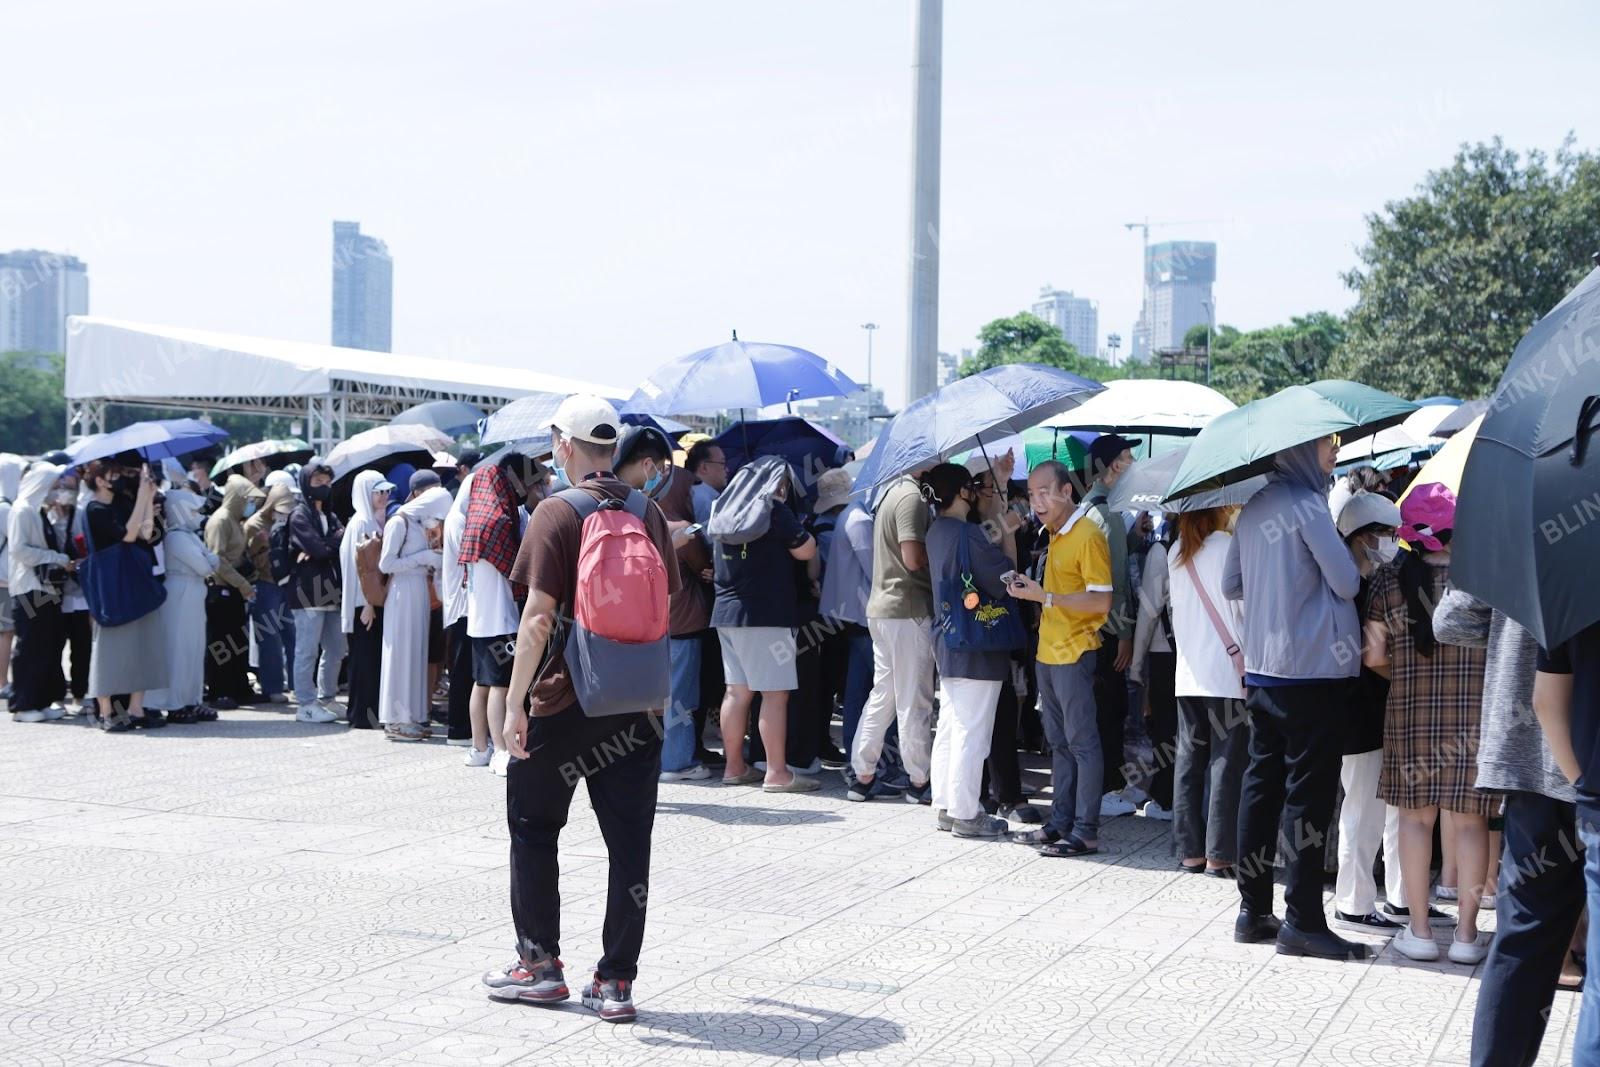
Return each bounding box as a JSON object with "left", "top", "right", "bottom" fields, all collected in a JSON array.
[
  {"left": 581, "top": 974, "right": 636, "bottom": 1023},
  {"left": 482, "top": 958, "right": 569, "bottom": 1004}
]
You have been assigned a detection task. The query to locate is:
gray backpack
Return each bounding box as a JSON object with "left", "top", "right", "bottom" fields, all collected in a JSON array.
[{"left": 706, "top": 456, "right": 799, "bottom": 546}]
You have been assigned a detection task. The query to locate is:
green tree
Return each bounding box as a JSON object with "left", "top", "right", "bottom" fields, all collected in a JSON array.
[
  {"left": 958, "top": 312, "right": 1110, "bottom": 380},
  {"left": 0, "top": 352, "right": 68, "bottom": 455},
  {"left": 1333, "top": 136, "right": 1600, "bottom": 398}
]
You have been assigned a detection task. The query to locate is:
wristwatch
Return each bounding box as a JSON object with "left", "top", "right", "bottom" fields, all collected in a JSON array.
[{"left": 1044, "top": 592, "right": 1055, "bottom": 609}]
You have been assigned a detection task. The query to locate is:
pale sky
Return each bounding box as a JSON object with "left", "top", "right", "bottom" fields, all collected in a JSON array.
[{"left": 5, "top": 1, "right": 1597, "bottom": 408}]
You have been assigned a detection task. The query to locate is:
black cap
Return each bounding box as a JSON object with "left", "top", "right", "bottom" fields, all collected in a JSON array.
[
  {"left": 613, "top": 424, "right": 673, "bottom": 469},
  {"left": 1088, "top": 433, "right": 1136, "bottom": 475}
]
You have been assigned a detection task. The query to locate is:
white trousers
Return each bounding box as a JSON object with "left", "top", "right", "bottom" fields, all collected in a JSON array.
[
  {"left": 930, "top": 677, "right": 1002, "bottom": 821},
  {"left": 851, "top": 617, "right": 934, "bottom": 784},
  {"left": 1334, "top": 750, "right": 1404, "bottom": 915}
]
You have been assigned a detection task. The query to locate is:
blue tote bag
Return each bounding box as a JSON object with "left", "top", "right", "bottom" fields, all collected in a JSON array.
[
  {"left": 938, "top": 526, "right": 1026, "bottom": 654},
  {"left": 79, "top": 518, "right": 166, "bottom": 627}
]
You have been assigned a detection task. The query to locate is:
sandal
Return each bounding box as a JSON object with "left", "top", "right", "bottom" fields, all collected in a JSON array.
[
  {"left": 1039, "top": 836, "right": 1099, "bottom": 857},
  {"left": 1013, "top": 827, "right": 1062, "bottom": 847},
  {"left": 721, "top": 769, "right": 762, "bottom": 785}
]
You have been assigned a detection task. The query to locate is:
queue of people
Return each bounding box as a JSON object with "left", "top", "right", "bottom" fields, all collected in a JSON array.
[{"left": 1, "top": 393, "right": 1588, "bottom": 1059}]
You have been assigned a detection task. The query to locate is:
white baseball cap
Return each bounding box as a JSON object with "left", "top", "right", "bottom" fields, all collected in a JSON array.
[
  {"left": 550, "top": 394, "right": 622, "bottom": 445},
  {"left": 1335, "top": 491, "right": 1401, "bottom": 538}
]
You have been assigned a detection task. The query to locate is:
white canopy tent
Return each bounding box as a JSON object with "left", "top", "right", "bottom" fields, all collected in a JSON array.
[{"left": 64, "top": 317, "right": 619, "bottom": 453}]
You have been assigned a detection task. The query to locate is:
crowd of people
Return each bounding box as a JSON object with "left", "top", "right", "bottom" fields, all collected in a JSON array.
[{"left": 0, "top": 392, "right": 1590, "bottom": 1060}]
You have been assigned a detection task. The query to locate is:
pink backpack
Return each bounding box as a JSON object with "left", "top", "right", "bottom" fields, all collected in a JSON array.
[{"left": 557, "top": 487, "right": 670, "bottom": 715}]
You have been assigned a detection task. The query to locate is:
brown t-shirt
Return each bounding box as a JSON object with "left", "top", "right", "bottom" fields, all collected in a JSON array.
[
  {"left": 655, "top": 466, "right": 711, "bottom": 636},
  {"left": 509, "top": 474, "right": 681, "bottom": 716}
]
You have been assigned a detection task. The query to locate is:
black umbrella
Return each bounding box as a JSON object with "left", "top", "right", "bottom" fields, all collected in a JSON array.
[
  {"left": 1109, "top": 445, "right": 1266, "bottom": 514},
  {"left": 1432, "top": 398, "right": 1490, "bottom": 438},
  {"left": 1453, "top": 267, "right": 1600, "bottom": 649}
]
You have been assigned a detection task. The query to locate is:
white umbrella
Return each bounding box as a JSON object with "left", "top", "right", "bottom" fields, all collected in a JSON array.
[
  {"left": 1041, "top": 379, "right": 1235, "bottom": 435},
  {"left": 326, "top": 425, "right": 454, "bottom": 480},
  {"left": 1337, "top": 405, "right": 1454, "bottom": 465}
]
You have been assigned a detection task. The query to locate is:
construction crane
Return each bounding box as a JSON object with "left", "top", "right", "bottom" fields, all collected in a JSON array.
[{"left": 1123, "top": 218, "right": 1224, "bottom": 261}]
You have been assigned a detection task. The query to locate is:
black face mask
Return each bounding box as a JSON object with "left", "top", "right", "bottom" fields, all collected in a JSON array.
[
  {"left": 307, "top": 483, "right": 332, "bottom": 503},
  {"left": 113, "top": 474, "right": 140, "bottom": 497}
]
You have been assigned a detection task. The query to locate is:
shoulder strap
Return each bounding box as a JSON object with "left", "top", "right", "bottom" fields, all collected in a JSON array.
[
  {"left": 557, "top": 485, "right": 603, "bottom": 522},
  {"left": 1181, "top": 553, "right": 1245, "bottom": 679},
  {"left": 621, "top": 488, "right": 648, "bottom": 521}
]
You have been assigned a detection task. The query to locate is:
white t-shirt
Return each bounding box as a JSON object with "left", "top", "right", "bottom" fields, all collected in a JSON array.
[
  {"left": 1168, "top": 530, "right": 1247, "bottom": 700},
  {"left": 466, "top": 559, "right": 520, "bottom": 639}
]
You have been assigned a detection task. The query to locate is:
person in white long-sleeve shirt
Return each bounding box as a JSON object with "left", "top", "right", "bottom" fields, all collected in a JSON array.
[{"left": 377, "top": 477, "right": 449, "bottom": 740}]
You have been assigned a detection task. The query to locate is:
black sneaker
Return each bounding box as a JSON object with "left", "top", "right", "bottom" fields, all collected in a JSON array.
[
  {"left": 580, "top": 974, "right": 636, "bottom": 1023},
  {"left": 482, "top": 957, "right": 569, "bottom": 1004},
  {"left": 209, "top": 697, "right": 239, "bottom": 711},
  {"left": 1380, "top": 901, "right": 1453, "bottom": 927},
  {"left": 1334, "top": 909, "right": 1402, "bottom": 932},
  {"left": 902, "top": 781, "right": 933, "bottom": 806},
  {"left": 843, "top": 768, "right": 873, "bottom": 802},
  {"left": 998, "top": 803, "right": 1042, "bottom": 825}
]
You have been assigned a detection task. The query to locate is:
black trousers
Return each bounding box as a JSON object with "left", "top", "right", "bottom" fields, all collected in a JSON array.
[
  {"left": 1470, "top": 792, "right": 1584, "bottom": 1067},
  {"left": 1236, "top": 681, "right": 1348, "bottom": 933},
  {"left": 345, "top": 608, "right": 383, "bottom": 728},
  {"left": 1145, "top": 651, "right": 1178, "bottom": 810},
  {"left": 1093, "top": 637, "right": 1129, "bottom": 792},
  {"left": 507, "top": 705, "right": 661, "bottom": 981},
  {"left": 11, "top": 593, "right": 66, "bottom": 711},
  {"left": 204, "top": 588, "right": 253, "bottom": 701},
  {"left": 696, "top": 627, "right": 725, "bottom": 752},
  {"left": 984, "top": 676, "right": 1024, "bottom": 807},
  {"left": 64, "top": 609, "right": 91, "bottom": 700},
  {"left": 446, "top": 617, "right": 473, "bottom": 742}
]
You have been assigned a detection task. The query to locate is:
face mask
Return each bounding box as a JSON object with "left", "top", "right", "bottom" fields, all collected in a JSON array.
[
  {"left": 643, "top": 467, "right": 664, "bottom": 495},
  {"left": 51, "top": 488, "right": 75, "bottom": 506},
  {"left": 550, "top": 466, "right": 572, "bottom": 491},
  {"left": 1375, "top": 536, "right": 1398, "bottom": 562},
  {"left": 113, "top": 474, "right": 140, "bottom": 496},
  {"left": 307, "top": 483, "right": 332, "bottom": 502},
  {"left": 243, "top": 501, "right": 258, "bottom": 519}
]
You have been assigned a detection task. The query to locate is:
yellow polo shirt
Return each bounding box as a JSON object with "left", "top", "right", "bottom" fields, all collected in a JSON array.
[{"left": 1036, "top": 502, "right": 1114, "bottom": 666}]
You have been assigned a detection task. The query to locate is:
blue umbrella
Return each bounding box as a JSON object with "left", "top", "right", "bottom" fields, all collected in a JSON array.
[
  {"left": 390, "top": 399, "right": 485, "bottom": 435},
  {"left": 624, "top": 332, "right": 859, "bottom": 416},
  {"left": 715, "top": 416, "right": 854, "bottom": 503},
  {"left": 480, "top": 393, "right": 566, "bottom": 447},
  {"left": 67, "top": 418, "right": 230, "bottom": 465},
  {"left": 621, "top": 412, "right": 691, "bottom": 442},
  {"left": 851, "top": 364, "right": 1105, "bottom": 496}
]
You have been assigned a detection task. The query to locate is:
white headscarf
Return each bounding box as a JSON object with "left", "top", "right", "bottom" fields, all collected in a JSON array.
[
  {"left": 398, "top": 485, "right": 453, "bottom": 526},
  {"left": 15, "top": 463, "right": 63, "bottom": 511},
  {"left": 350, "top": 469, "right": 387, "bottom": 533},
  {"left": 0, "top": 454, "right": 25, "bottom": 501},
  {"left": 163, "top": 489, "right": 206, "bottom": 533}
]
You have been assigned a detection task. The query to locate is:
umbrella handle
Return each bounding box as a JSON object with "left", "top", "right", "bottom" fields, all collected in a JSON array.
[{"left": 1574, "top": 395, "right": 1600, "bottom": 466}]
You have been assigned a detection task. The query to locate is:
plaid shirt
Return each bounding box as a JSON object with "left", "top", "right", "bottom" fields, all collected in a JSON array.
[{"left": 459, "top": 466, "right": 525, "bottom": 600}]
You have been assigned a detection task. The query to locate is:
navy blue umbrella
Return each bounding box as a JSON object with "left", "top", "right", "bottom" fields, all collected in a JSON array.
[
  {"left": 67, "top": 418, "right": 230, "bottom": 464},
  {"left": 851, "top": 364, "right": 1105, "bottom": 497},
  {"left": 1453, "top": 266, "right": 1600, "bottom": 648},
  {"left": 624, "top": 332, "right": 859, "bottom": 416},
  {"left": 715, "top": 416, "right": 854, "bottom": 503},
  {"left": 390, "top": 400, "right": 485, "bottom": 435}
]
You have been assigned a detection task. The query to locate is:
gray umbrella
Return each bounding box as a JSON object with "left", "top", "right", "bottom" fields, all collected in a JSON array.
[
  {"left": 1109, "top": 445, "right": 1265, "bottom": 514},
  {"left": 390, "top": 400, "right": 486, "bottom": 435},
  {"left": 1452, "top": 266, "right": 1600, "bottom": 649}
]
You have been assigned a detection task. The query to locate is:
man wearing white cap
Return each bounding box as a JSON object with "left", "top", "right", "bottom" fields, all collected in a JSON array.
[{"left": 485, "top": 394, "right": 679, "bottom": 1024}]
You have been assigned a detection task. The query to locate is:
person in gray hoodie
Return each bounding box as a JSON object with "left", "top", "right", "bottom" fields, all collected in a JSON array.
[
  {"left": 1222, "top": 435, "right": 1368, "bottom": 961},
  {"left": 1436, "top": 588, "right": 1582, "bottom": 1067}
]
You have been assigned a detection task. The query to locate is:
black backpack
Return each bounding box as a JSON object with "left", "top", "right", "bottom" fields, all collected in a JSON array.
[{"left": 269, "top": 516, "right": 294, "bottom": 586}]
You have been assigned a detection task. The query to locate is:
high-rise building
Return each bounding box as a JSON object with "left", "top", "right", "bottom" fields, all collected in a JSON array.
[
  {"left": 1031, "top": 287, "right": 1098, "bottom": 359},
  {"left": 1136, "top": 241, "right": 1215, "bottom": 357},
  {"left": 0, "top": 250, "right": 88, "bottom": 354},
  {"left": 331, "top": 221, "right": 393, "bottom": 352},
  {"left": 798, "top": 386, "right": 886, "bottom": 451}
]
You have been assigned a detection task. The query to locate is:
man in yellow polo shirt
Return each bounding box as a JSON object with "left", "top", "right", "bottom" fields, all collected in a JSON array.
[{"left": 1008, "top": 460, "right": 1113, "bottom": 856}]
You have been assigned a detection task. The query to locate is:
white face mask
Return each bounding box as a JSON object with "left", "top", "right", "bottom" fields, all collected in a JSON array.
[
  {"left": 422, "top": 518, "right": 442, "bottom": 531},
  {"left": 1375, "top": 536, "right": 1398, "bottom": 562}
]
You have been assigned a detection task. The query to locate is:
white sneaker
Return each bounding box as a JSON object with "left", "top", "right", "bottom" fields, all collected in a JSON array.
[
  {"left": 11, "top": 710, "right": 46, "bottom": 723},
  {"left": 317, "top": 697, "right": 345, "bottom": 716},
  {"left": 463, "top": 746, "right": 492, "bottom": 768},
  {"left": 296, "top": 703, "right": 339, "bottom": 723},
  {"left": 1449, "top": 932, "right": 1488, "bottom": 965},
  {"left": 1480, "top": 894, "right": 1496, "bottom": 911},
  {"left": 790, "top": 758, "right": 822, "bottom": 776},
  {"left": 1122, "top": 784, "right": 1150, "bottom": 806},
  {"left": 659, "top": 764, "right": 713, "bottom": 782},
  {"left": 1138, "top": 800, "right": 1173, "bottom": 822},
  {"left": 42, "top": 704, "right": 67, "bottom": 721},
  {"left": 1392, "top": 927, "right": 1440, "bottom": 961},
  {"left": 490, "top": 750, "right": 511, "bottom": 778},
  {"left": 1100, "top": 791, "right": 1138, "bottom": 818}
]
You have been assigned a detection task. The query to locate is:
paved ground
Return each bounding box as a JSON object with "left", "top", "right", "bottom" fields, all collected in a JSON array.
[{"left": 0, "top": 705, "right": 1574, "bottom": 1067}]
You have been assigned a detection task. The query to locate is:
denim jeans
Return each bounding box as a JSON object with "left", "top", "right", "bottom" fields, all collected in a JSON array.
[
  {"left": 1037, "top": 651, "right": 1102, "bottom": 841},
  {"left": 1570, "top": 814, "right": 1600, "bottom": 1067},
  {"left": 662, "top": 637, "right": 701, "bottom": 772},
  {"left": 1472, "top": 793, "right": 1583, "bottom": 1067},
  {"left": 292, "top": 608, "right": 346, "bottom": 705},
  {"left": 249, "top": 581, "right": 293, "bottom": 697}
]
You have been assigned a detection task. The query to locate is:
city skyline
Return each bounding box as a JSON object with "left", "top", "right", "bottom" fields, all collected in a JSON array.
[
  {"left": 4, "top": 2, "right": 1596, "bottom": 408},
  {"left": 0, "top": 249, "right": 88, "bottom": 356},
  {"left": 331, "top": 221, "right": 392, "bottom": 352}
]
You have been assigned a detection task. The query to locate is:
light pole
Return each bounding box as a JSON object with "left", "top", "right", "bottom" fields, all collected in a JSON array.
[
  {"left": 860, "top": 322, "right": 878, "bottom": 398},
  {"left": 1107, "top": 332, "right": 1121, "bottom": 367},
  {"left": 1200, "top": 300, "right": 1215, "bottom": 386}
]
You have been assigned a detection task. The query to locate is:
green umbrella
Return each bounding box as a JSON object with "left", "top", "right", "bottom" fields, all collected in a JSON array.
[
  {"left": 1163, "top": 380, "right": 1417, "bottom": 502},
  {"left": 210, "top": 438, "right": 314, "bottom": 478},
  {"left": 954, "top": 425, "right": 1088, "bottom": 474}
]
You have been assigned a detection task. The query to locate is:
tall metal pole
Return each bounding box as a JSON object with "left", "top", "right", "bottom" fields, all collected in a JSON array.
[
  {"left": 905, "top": 0, "right": 942, "bottom": 403},
  {"left": 860, "top": 322, "right": 878, "bottom": 393}
]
